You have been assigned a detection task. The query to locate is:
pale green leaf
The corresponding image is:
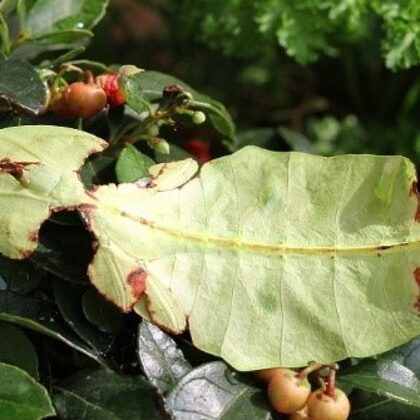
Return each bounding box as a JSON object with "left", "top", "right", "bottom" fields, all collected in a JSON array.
[
  {"left": 2, "top": 127, "right": 420, "bottom": 370},
  {"left": 148, "top": 159, "right": 198, "bottom": 191},
  {"left": 0, "top": 125, "right": 106, "bottom": 259},
  {"left": 82, "top": 147, "right": 420, "bottom": 369}
]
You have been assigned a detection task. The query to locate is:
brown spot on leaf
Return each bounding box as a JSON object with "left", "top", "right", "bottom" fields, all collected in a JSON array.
[
  {"left": 148, "top": 163, "right": 168, "bottom": 185},
  {"left": 409, "top": 180, "right": 420, "bottom": 222},
  {"left": 51, "top": 205, "right": 78, "bottom": 214},
  {"left": 414, "top": 268, "right": 420, "bottom": 286},
  {"left": 18, "top": 249, "right": 33, "bottom": 259},
  {"left": 28, "top": 230, "right": 38, "bottom": 243},
  {"left": 86, "top": 184, "right": 101, "bottom": 194},
  {"left": 78, "top": 203, "right": 97, "bottom": 213},
  {"left": 0, "top": 158, "right": 38, "bottom": 180},
  {"left": 127, "top": 269, "right": 147, "bottom": 299},
  {"left": 413, "top": 268, "right": 420, "bottom": 312},
  {"left": 410, "top": 180, "right": 418, "bottom": 197}
]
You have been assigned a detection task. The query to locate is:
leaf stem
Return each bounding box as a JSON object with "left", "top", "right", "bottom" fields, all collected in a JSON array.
[
  {"left": 76, "top": 117, "right": 83, "bottom": 130},
  {"left": 296, "top": 363, "right": 325, "bottom": 379},
  {"left": 106, "top": 108, "right": 174, "bottom": 155},
  {"left": 326, "top": 367, "right": 337, "bottom": 397},
  {"left": 0, "top": 12, "right": 10, "bottom": 56}
]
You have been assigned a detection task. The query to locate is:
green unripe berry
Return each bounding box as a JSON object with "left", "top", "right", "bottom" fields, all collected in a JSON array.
[
  {"left": 153, "top": 139, "right": 170, "bottom": 155},
  {"left": 146, "top": 125, "right": 160, "bottom": 137},
  {"left": 192, "top": 111, "right": 206, "bottom": 125}
]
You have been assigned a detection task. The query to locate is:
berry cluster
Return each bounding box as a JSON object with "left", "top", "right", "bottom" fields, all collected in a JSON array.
[
  {"left": 256, "top": 365, "right": 350, "bottom": 419},
  {"left": 49, "top": 71, "right": 125, "bottom": 119}
]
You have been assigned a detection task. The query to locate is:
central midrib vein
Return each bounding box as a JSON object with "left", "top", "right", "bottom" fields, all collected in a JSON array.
[{"left": 97, "top": 200, "right": 420, "bottom": 256}]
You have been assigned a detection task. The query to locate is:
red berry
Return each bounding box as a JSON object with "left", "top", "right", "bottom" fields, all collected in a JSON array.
[
  {"left": 267, "top": 368, "right": 311, "bottom": 414},
  {"left": 307, "top": 388, "right": 350, "bottom": 420},
  {"left": 64, "top": 81, "right": 107, "bottom": 119},
  {"left": 96, "top": 73, "right": 125, "bottom": 107},
  {"left": 183, "top": 139, "right": 211, "bottom": 163}
]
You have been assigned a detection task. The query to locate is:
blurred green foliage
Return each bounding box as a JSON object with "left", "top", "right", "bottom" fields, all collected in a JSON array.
[
  {"left": 169, "top": 0, "right": 420, "bottom": 70},
  {"left": 87, "top": 0, "right": 420, "bottom": 164}
]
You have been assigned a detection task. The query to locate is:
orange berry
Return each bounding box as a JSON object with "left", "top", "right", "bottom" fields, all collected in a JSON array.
[
  {"left": 307, "top": 388, "right": 350, "bottom": 420},
  {"left": 64, "top": 81, "right": 107, "bottom": 119},
  {"left": 267, "top": 368, "right": 311, "bottom": 414}
]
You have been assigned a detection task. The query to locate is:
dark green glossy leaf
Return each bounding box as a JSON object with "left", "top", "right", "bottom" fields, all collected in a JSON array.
[
  {"left": 82, "top": 288, "right": 123, "bottom": 334},
  {"left": 31, "top": 222, "right": 92, "bottom": 284},
  {"left": 53, "top": 368, "right": 160, "bottom": 420},
  {"left": 54, "top": 280, "right": 115, "bottom": 355},
  {"left": 0, "top": 321, "right": 38, "bottom": 378},
  {"left": 0, "top": 59, "right": 46, "bottom": 115},
  {"left": 165, "top": 361, "right": 272, "bottom": 419},
  {"left": 33, "top": 29, "right": 93, "bottom": 45},
  {"left": 341, "top": 337, "right": 420, "bottom": 408},
  {"left": 138, "top": 321, "right": 191, "bottom": 396},
  {"left": 115, "top": 145, "right": 154, "bottom": 183},
  {"left": 80, "top": 154, "right": 115, "bottom": 187},
  {"left": 0, "top": 362, "right": 55, "bottom": 420},
  {"left": 0, "top": 291, "right": 105, "bottom": 364},
  {"left": 0, "top": 254, "right": 41, "bottom": 294},
  {"left": 11, "top": 0, "right": 108, "bottom": 60},
  {"left": 25, "top": 0, "right": 109, "bottom": 35},
  {"left": 350, "top": 389, "right": 420, "bottom": 419}
]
